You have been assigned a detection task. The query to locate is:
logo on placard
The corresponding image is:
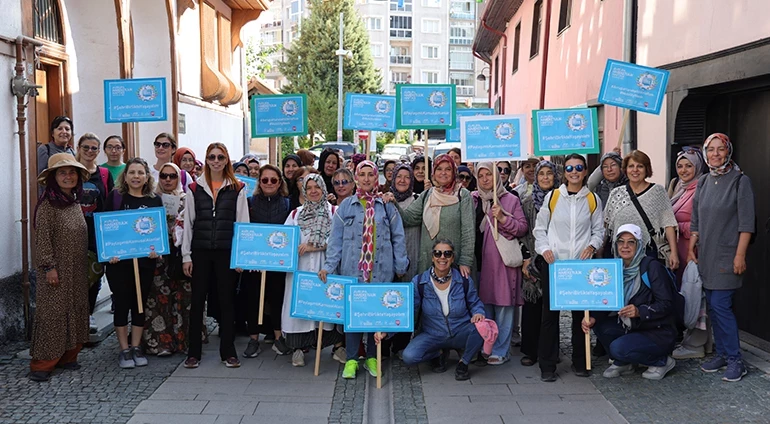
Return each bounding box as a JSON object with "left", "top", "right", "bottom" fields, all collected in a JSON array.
[
  {"left": 325, "top": 283, "right": 344, "bottom": 301},
  {"left": 586, "top": 268, "right": 611, "bottom": 288},
  {"left": 282, "top": 100, "right": 299, "bottom": 116},
  {"left": 133, "top": 216, "right": 157, "bottom": 235},
  {"left": 267, "top": 231, "right": 289, "bottom": 249},
  {"left": 494, "top": 122, "right": 515, "bottom": 140},
  {"left": 375, "top": 100, "right": 391, "bottom": 114},
  {"left": 636, "top": 73, "right": 657, "bottom": 91},
  {"left": 381, "top": 290, "right": 404, "bottom": 309},
  {"left": 428, "top": 91, "right": 446, "bottom": 108},
  {"left": 137, "top": 85, "right": 158, "bottom": 102},
  {"left": 566, "top": 113, "right": 587, "bottom": 131}
]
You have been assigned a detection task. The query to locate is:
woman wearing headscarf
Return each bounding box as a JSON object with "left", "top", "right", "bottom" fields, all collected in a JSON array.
[
  {"left": 457, "top": 165, "right": 476, "bottom": 192},
  {"left": 583, "top": 224, "right": 678, "bottom": 381},
  {"left": 29, "top": 154, "right": 90, "bottom": 382},
  {"left": 283, "top": 154, "right": 302, "bottom": 209},
  {"left": 394, "top": 154, "right": 475, "bottom": 279},
  {"left": 173, "top": 147, "right": 197, "bottom": 186},
  {"left": 472, "top": 162, "right": 528, "bottom": 365},
  {"left": 282, "top": 174, "right": 346, "bottom": 367},
  {"left": 519, "top": 160, "right": 559, "bottom": 366},
  {"left": 588, "top": 151, "right": 628, "bottom": 207},
  {"left": 318, "top": 148, "right": 341, "bottom": 195},
  {"left": 689, "top": 133, "right": 755, "bottom": 382},
  {"left": 320, "top": 160, "right": 408, "bottom": 380},
  {"left": 411, "top": 156, "right": 432, "bottom": 194},
  {"left": 142, "top": 162, "right": 192, "bottom": 356}
]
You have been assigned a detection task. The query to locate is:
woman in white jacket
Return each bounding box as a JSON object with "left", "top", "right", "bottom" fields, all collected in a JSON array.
[{"left": 533, "top": 153, "right": 605, "bottom": 382}]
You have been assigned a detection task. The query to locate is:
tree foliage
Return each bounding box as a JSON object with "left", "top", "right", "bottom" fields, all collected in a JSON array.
[
  {"left": 278, "top": 0, "right": 382, "bottom": 141},
  {"left": 245, "top": 37, "right": 280, "bottom": 80}
]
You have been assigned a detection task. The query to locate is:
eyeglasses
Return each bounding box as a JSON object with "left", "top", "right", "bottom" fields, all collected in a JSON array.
[
  {"left": 159, "top": 172, "right": 178, "bottom": 180},
  {"left": 207, "top": 154, "right": 227, "bottom": 162},
  {"left": 332, "top": 179, "right": 351, "bottom": 186},
  {"left": 601, "top": 163, "right": 618, "bottom": 170},
  {"left": 615, "top": 239, "right": 638, "bottom": 247},
  {"left": 105, "top": 145, "right": 123, "bottom": 151},
  {"left": 80, "top": 145, "right": 99, "bottom": 152},
  {"left": 458, "top": 174, "right": 472, "bottom": 181},
  {"left": 497, "top": 166, "right": 512, "bottom": 175},
  {"left": 432, "top": 250, "right": 454, "bottom": 259},
  {"left": 260, "top": 177, "right": 279, "bottom": 184},
  {"left": 154, "top": 141, "right": 174, "bottom": 149},
  {"left": 565, "top": 164, "right": 585, "bottom": 173}
]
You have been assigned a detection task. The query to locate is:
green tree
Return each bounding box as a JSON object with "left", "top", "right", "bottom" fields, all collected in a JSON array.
[
  {"left": 278, "top": 0, "right": 382, "bottom": 141},
  {"left": 245, "top": 37, "right": 280, "bottom": 80}
]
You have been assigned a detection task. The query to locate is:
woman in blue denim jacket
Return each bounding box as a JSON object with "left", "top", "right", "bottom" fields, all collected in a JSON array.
[
  {"left": 391, "top": 239, "right": 486, "bottom": 381},
  {"left": 320, "top": 161, "right": 408, "bottom": 380}
]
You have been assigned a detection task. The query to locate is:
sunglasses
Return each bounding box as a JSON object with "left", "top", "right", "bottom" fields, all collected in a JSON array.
[
  {"left": 458, "top": 174, "right": 472, "bottom": 181},
  {"left": 159, "top": 172, "right": 178, "bottom": 180},
  {"left": 497, "top": 166, "right": 511, "bottom": 175},
  {"left": 154, "top": 141, "right": 174, "bottom": 149},
  {"left": 80, "top": 145, "right": 99, "bottom": 152},
  {"left": 333, "top": 179, "right": 351, "bottom": 186},
  {"left": 207, "top": 154, "right": 227, "bottom": 162},
  {"left": 261, "top": 177, "right": 279, "bottom": 184},
  {"left": 432, "top": 250, "right": 454, "bottom": 259},
  {"left": 564, "top": 164, "right": 585, "bottom": 173}
]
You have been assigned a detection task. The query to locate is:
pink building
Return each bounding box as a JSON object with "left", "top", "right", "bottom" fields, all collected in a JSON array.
[{"left": 475, "top": 0, "right": 770, "bottom": 343}]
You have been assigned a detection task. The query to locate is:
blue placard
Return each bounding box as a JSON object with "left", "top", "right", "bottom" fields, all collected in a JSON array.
[
  {"left": 395, "top": 84, "right": 457, "bottom": 129},
  {"left": 230, "top": 223, "right": 299, "bottom": 271},
  {"left": 532, "top": 108, "right": 600, "bottom": 156},
  {"left": 290, "top": 272, "right": 356, "bottom": 324},
  {"left": 597, "top": 59, "right": 670, "bottom": 115},
  {"left": 549, "top": 259, "right": 624, "bottom": 311},
  {"left": 460, "top": 114, "right": 530, "bottom": 162},
  {"left": 235, "top": 175, "right": 257, "bottom": 197},
  {"left": 94, "top": 207, "right": 170, "bottom": 262},
  {"left": 344, "top": 283, "right": 414, "bottom": 332},
  {"left": 103, "top": 78, "right": 167, "bottom": 123},
  {"left": 344, "top": 93, "right": 396, "bottom": 132},
  {"left": 446, "top": 108, "right": 494, "bottom": 142},
  {"left": 250, "top": 94, "right": 309, "bottom": 138}
]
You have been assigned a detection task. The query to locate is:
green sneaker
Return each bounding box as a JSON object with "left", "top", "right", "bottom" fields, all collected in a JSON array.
[
  {"left": 342, "top": 360, "right": 359, "bottom": 379},
  {"left": 363, "top": 357, "right": 378, "bottom": 377}
]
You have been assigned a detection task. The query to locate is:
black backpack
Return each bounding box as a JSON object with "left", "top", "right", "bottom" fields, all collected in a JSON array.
[{"left": 640, "top": 256, "right": 686, "bottom": 332}]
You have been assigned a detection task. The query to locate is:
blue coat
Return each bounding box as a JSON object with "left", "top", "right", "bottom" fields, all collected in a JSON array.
[
  {"left": 323, "top": 195, "right": 408, "bottom": 282},
  {"left": 413, "top": 268, "right": 485, "bottom": 338}
]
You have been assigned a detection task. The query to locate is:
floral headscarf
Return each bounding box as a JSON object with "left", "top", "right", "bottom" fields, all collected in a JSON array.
[
  {"left": 424, "top": 154, "right": 460, "bottom": 239},
  {"left": 297, "top": 173, "right": 331, "bottom": 248},
  {"left": 390, "top": 163, "right": 414, "bottom": 203},
  {"left": 432, "top": 154, "right": 459, "bottom": 194},
  {"left": 703, "top": 133, "right": 738, "bottom": 177},
  {"left": 355, "top": 160, "right": 379, "bottom": 282},
  {"left": 532, "top": 160, "right": 559, "bottom": 212}
]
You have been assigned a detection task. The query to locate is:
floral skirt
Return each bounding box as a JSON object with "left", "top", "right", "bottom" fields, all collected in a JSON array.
[{"left": 142, "top": 256, "right": 194, "bottom": 354}]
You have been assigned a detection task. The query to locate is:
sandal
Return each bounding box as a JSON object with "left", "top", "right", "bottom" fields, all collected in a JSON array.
[{"left": 520, "top": 356, "right": 537, "bottom": 366}]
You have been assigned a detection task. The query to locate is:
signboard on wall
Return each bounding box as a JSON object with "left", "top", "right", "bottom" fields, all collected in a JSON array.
[{"left": 104, "top": 77, "right": 168, "bottom": 123}]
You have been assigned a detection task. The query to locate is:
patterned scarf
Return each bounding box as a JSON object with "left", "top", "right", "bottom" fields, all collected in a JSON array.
[
  {"left": 390, "top": 163, "right": 414, "bottom": 203},
  {"left": 595, "top": 152, "right": 628, "bottom": 206},
  {"left": 355, "top": 161, "right": 379, "bottom": 282},
  {"left": 298, "top": 173, "right": 332, "bottom": 248},
  {"left": 424, "top": 155, "right": 460, "bottom": 239},
  {"left": 703, "top": 133, "right": 739, "bottom": 177},
  {"left": 670, "top": 148, "right": 705, "bottom": 205},
  {"left": 532, "top": 160, "right": 559, "bottom": 212}
]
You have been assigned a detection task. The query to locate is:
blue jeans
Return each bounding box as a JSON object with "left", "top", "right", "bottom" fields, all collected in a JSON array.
[
  {"left": 705, "top": 289, "right": 741, "bottom": 360},
  {"left": 484, "top": 304, "right": 514, "bottom": 358},
  {"left": 593, "top": 318, "right": 669, "bottom": 367},
  {"left": 401, "top": 321, "right": 484, "bottom": 365},
  {"left": 345, "top": 332, "right": 377, "bottom": 361}
]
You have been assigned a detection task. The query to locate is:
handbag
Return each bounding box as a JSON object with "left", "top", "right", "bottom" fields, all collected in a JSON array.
[
  {"left": 626, "top": 185, "right": 670, "bottom": 263},
  {"left": 485, "top": 215, "right": 523, "bottom": 268}
]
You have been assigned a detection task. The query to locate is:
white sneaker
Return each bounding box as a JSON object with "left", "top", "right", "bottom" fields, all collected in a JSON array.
[
  {"left": 642, "top": 357, "right": 676, "bottom": 380},
  {"left": 89, "top": 316, "right": 97, "bottom": 334},
  {"left": 292, "top": 349, "right": 305, "bottom": 367},
  {"left": 602, "top": 363, "right": 634, "bottom": 378},
  {"left": 672, "top": 345, "right": 704, "bottom": 359}
]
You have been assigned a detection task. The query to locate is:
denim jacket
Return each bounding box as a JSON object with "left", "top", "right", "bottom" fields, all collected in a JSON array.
[
  {"left": 323, "top": 195, "right": 409, "bottom": 282},
  {"left": 413, "top": 268, "right": 485, "bottom": 338}
]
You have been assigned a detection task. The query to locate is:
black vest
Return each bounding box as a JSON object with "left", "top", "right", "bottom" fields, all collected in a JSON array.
[{"left": 191, "top": 182, "right": 242, "bottom": 250}]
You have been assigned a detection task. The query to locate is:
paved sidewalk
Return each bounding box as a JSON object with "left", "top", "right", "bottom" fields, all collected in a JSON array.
[{"left": 128, "top": 336, "right": 342, "bottom": 424}]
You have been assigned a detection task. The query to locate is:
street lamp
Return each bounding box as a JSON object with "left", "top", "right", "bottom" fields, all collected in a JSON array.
[
  {"left": 336, "top": 13, "right": 353, "bottom": 142},
  {"left": 476, "top": 66, "right": 490, "bottom": 82}
]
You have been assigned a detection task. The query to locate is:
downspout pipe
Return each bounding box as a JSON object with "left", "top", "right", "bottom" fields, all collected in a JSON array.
[
  {"left": 538, "top": 0, "right": 553, "bottom": 111},
  {"left": 472, "top": 50, "right": 492, "bottom": 107},
  {"left": 481, "top": 18, "right": 507, "bottom": 114},
  {"left": 13, "top": 35, "right": 43, "bottom": 339},
  {"left": 622, "top": 0, "right": 638, "bottom": 153}
]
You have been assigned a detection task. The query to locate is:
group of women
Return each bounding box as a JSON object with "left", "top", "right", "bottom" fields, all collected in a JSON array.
[{"left": 30, "top": 121, "right": 755, "bottom": 385}]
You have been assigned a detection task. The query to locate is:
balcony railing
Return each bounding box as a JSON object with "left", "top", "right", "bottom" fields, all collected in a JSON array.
[
  {"left": 449, "top": 11, "right": 475, "bottom": 20},
  {"left": 390, "top": 55, "right": 412, "bottom": 65},
  {"left": 449, "top": 61, "right": 474, "bottom": 71}
]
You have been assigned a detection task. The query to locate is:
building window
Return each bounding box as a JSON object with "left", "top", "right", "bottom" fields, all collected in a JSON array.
[
  {"left": 512, "top": 22, "right": 521, "bottom": 73},
  {"left": 390, "top": 45, "right": 412, "bottom": 64},
  {"left": 391, "top": 71, "right": 410, "bottom": 88},
  {"left": 422, "top": 0, "right": 441, "bottom": 7},
  {"left": 558, "top": 0, "right": 572, "bottom": 33},
  {"left": 371, "top": 43, "right": 383, "bottom": 57},
  {"left": 449, "top": 46, "right": 473, "bottom": 71},
  {"left": 449, "top": 22, "right": 474, "bottom": 45},
  {"left": 450, "top": 72, "right": 474, "bottom": 96},
  {"left": 34, "top": 0, "right": 64, "bottom": 44},
  {"left": 449, "top": 0, "right": 475, "bottom": 20},
  {"left": 421, "top": 44, "right": 439, "bottom": 59},
  {"left": 422, "top": 71, "right": 439, "bottom": 84},
  {"left": 390, "top": 0, "right": 413, "bottom": 12},
  {"left": 530, "top": 0, "right": 543, "bottom": 58},
  {"left": 421, "top": 18, "right": 441, "bottom": 34},
  {"left": 365, "top": 17, "right": 383, "bottom": 30},
  {"left": 390, "top": 16, "right": 413, "bottom": 38}
]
